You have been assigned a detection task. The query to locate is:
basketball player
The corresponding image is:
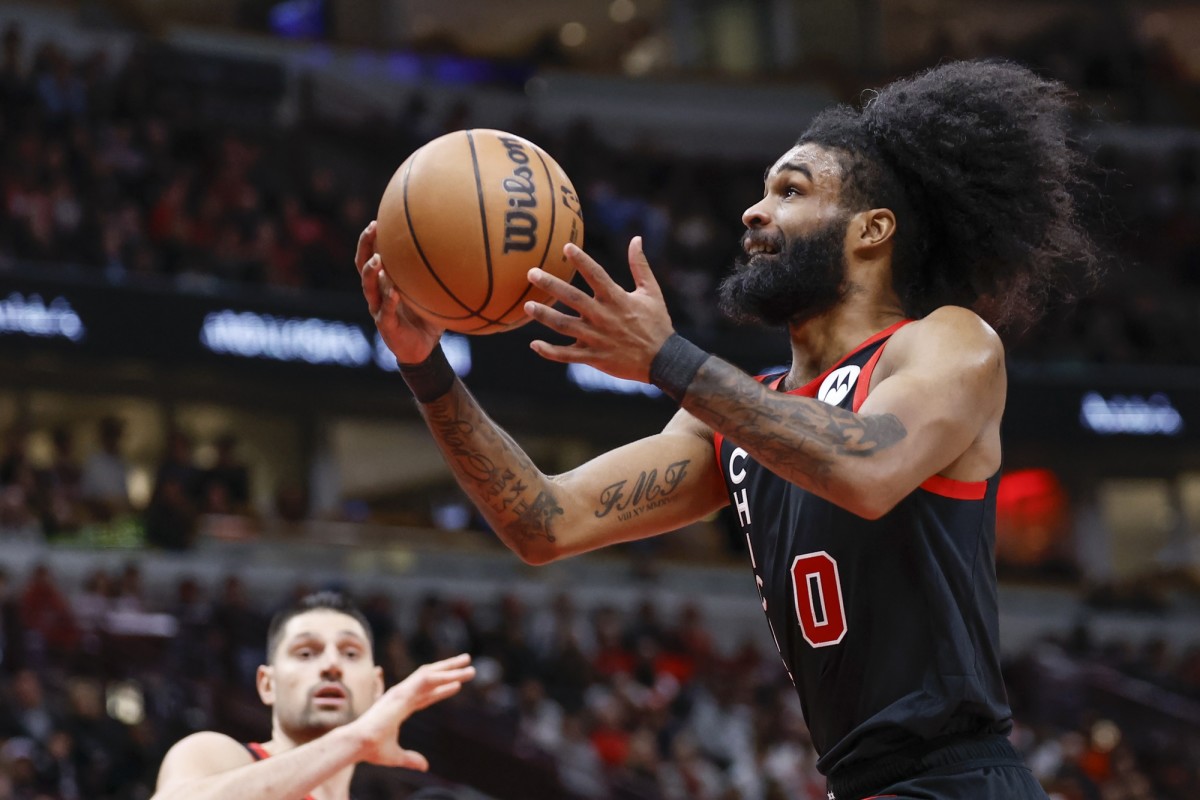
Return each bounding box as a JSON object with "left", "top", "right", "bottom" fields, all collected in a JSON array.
[
  {"left": 358, "top": 61, "right": 1098, "bottom": 799},
  {"left": 152, "top": 591, "right": 474, "bottom": 800}
]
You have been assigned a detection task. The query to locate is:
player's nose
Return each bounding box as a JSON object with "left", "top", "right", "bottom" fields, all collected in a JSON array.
[
  {"left": 742, "top": 199, "right": 771, "bottom": 229},
  {"left": 318, "top": 652, "right": 344, "bottom": 677}
]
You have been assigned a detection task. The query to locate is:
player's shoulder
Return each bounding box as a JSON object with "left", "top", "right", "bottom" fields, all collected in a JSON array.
[
  {"left": 889, "top": 306, "right": 1004, "bottom": 364},
  {"left": 158, "top": 731, "right": 253, "bottom": 780}
]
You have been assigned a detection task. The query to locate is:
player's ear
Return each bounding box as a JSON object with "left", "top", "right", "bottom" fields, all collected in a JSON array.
[
  {"left": 851, "top": 208, "right": 896, "bottom": 254},
  {"left": 373, "top": 666, "right": 385, "bottom": 701},
  {"left": 257, "top": 665, "right": 275, "bottom": 706}
]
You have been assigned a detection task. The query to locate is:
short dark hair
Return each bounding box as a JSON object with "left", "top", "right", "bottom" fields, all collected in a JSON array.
[
  {"left": 800, "top": 59, "right": 1102, "bottom": 331},
  {"left": 265, "top": 590, "right": 375, "bottom": 664}
]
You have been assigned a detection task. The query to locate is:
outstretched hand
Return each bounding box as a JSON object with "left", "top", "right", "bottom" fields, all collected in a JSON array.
[
  {"left": 355, "top": 221, "right": 444, "bottom": 364},
  {"left": 525, "top": 237, "right": 676, "bottom": 383},
  {"left": 350, "top": 654, "right": 475, "bottom": 771}
]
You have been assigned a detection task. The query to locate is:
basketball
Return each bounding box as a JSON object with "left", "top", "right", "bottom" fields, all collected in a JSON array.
[{"left": 375, "top": 129, "right": 584, "bottom": 335}]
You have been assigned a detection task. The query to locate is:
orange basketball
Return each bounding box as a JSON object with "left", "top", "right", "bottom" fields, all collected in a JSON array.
[{"left": 375, "top": 129, "right": 584, "bottom": 335}]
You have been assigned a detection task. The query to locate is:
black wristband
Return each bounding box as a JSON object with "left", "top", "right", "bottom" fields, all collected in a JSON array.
[
  {"left": 398, "top": 344, "right": 457, "bottom": 403},
  {"left": 649, "top": 333, "right": 710, "bottom": 404}
]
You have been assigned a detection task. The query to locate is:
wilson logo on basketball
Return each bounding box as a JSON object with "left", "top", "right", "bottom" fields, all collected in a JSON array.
[{"left": 499, "top": 136, "right": 538, "bottom": 253}]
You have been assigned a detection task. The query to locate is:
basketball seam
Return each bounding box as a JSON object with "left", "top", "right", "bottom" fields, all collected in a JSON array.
[
  {"left": 403, "top": 142, "right": 501, "bottom": 322},
  {"left": 466, "top": 129, "right": 496, "bottom": 313}
]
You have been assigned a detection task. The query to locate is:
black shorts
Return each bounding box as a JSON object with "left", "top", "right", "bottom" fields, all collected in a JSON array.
[{"left": 826, "top": 735, "right": 1048, "bottom": 800}]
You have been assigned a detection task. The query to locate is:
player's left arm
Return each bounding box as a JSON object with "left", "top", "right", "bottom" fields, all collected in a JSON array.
[
  {"left": 524, "top": 240, "right": 1004, "bottom": 520},
  {"left": 682, "top": 306, "right": 1005, "bottom": 518}
]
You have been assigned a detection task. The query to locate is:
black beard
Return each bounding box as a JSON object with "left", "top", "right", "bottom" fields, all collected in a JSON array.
[{"left": 718, "top": 216, "right": 850, "bottom": 326}]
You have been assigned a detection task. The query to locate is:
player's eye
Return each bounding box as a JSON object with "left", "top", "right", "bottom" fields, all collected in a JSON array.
[
  {"left": 295, "top": 648, "right": 314, "bottom": 659},
  {"left": 343, "top": 649, "right": 361, "bottom": 660}
]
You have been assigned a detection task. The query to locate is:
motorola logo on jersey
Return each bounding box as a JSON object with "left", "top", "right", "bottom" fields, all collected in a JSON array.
[{"left": 817, "top": 365, "right": 860, "bottom": 406}]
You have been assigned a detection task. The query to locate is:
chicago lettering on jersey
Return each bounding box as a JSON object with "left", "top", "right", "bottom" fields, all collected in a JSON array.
[{"left": 728, "top": 446, "right": 752, "bottom": 527}]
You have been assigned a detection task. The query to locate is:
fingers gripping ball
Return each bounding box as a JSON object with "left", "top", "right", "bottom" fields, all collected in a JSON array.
[{"left": 376, "top": 129, "right": 585, "bottom": 335}]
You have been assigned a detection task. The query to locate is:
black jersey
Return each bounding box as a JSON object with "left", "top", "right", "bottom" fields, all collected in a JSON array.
[{"left": 713, "top": 320, "right": 1012, "bottom": 778}]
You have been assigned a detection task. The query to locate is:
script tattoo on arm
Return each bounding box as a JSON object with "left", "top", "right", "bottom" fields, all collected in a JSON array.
[
  {"left": 422, "top": 386, "right": 563, "bottom": 549},
  {"left": 594, "top": 460, "right": 690, "bottom": 521},
  {"left": 685, "top": 359, "right": 906, "bottom": 491}
]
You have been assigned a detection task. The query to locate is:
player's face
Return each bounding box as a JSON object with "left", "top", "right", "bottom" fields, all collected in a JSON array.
[
  {"left": 719, "top": 143, "right": 851, "bottom": 326},
  {"left": 259, "top": 610, "right": 383, "bottom": 743}
]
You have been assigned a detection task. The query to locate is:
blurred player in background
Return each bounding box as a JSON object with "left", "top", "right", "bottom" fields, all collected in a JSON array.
[
  {"left": 152, "top": 591, "right": 474, "bottom": 800},
  {"left": 359, "top": 60, "right": 1098, "bottom": 799}
]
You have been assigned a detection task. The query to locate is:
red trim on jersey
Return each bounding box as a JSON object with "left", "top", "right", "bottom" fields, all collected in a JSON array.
[
  {"left": 713, "top": 431, "right": 727, "bottom": 482},
  {"left": 919, "top": 474, "right": 987, "bottom": 500},
  {"left": 781, "top": 319, "right": 914, "bottom": 398},
  {"left": 245, "top": 743, "right": 316, "bottom": 800},
  {"left": 850, "top": 319, "right": 914, "bottom": 411},
  {"left": 851, "top": 344, "right": 887, "bottom": 412}
]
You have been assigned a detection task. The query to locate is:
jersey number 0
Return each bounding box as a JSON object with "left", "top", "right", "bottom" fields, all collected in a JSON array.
[{"left": 790, "top": 551, "right": 848, "bottom": 647}]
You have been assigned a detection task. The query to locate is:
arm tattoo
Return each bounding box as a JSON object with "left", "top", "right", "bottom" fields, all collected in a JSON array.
[
  {"left": 505, "top": 491, "right": 563, "bottom": 542},
  {"left": 594, "top": 459, "right": 690, "bottom": 520},
  {"left": 686, "top": 359, "right": 906, "bottom": 490},
  {"left": 423, "top": 387, "right": 560, "bottom": 546}
]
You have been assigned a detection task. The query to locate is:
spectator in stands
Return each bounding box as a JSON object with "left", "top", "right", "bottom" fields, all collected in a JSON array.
[
  {"left": 0, "top": 568, "right": 24, "bottom": 674},
  {"left": 62, "top": 675, "right": 143, "bottom": 797},
  {"left": 200, "top": 433, "right": 250, "bottom": 514},
  {"left": 146, "top": 431, "right": 200, "bottom": 550},
  {"left": 9, "top": 669, "right": 62, "bottom": 746},
  {"left": 210, "top": 575, "right": 268, "bottom": 691},
  {"left": 153, "top": 430, "right": 200, "bottom": 505},
  {"left": 80, "top": 416, "right": 131, "bottom": 521},
  {"left": 144, "top": 473, "right": 198, "bottom": 551},
  {"left": 39, "top": 426, "right": 84, "bottom": 535},
  {"left": 168, "top": 576, "right": 219, "bottom": 686},
  {"left": 0, "top": 426, "right": 38, "bottom": 533},
  {"left": 151, "top": 590, "right": 474, "bottom": 800},
  {"left": 113, "top": 562, "right": 147, "bottom": 613},
  {"left": 70, "top": 568, "right": 114, "bottom": 656},
  {"left": 18, "top": 564, "right": 79, "bottom": 666}
]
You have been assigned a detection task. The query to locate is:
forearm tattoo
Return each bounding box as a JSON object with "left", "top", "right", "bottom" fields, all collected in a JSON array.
[
  {"left": 686, "top": 359, "right": 906, "bottom": 490},
  {"left": 594, "top": 460, "right": 691, "bottom": 521},
  {"left": 423, "top": 387, "right": 563, "bottom": 546}
]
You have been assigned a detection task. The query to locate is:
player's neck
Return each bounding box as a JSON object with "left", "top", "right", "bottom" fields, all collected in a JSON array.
[{"left": 784, "top": 297, "right": 905, "bottom": 390}]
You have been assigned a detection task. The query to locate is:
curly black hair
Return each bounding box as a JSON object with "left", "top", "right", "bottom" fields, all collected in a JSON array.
[{"left": 800, "top": 60, "right": 1101, "bottom": 331}]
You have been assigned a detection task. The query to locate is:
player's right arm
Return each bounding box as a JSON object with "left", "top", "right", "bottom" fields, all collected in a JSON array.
[
  {"left": 420, "top": 386, "right": 727, "bottom": 564},
  {"left": 356, "top": 223, "right": 728, "bottom": 565},
  {"left": 151, "top": 730, "right": 360, "bottom": 800},
  {"left": 152, "top": 655, "right": 473, "bottom": 800}
]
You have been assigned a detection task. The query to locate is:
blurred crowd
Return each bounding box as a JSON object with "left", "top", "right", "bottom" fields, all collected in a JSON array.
[
  {"left": 0, "top": 19, "right": 1199, "bottom": 363},
  {"left": 0, "top": 561, "right": 1196, "bottom": 800},
  {"left": 0, "top": 416, "right": 252, "bottom": 551},
  {"left": 1, "top": 10, "right": 1199, "bottom": 800}
]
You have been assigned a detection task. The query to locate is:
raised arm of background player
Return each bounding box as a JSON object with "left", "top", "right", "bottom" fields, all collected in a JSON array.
[
  {"left": 357, "top": 219, "right": 1004, "bottom": 565},
  {"left": 151, "top": 655, "right": 473, "bottom": 800}
]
